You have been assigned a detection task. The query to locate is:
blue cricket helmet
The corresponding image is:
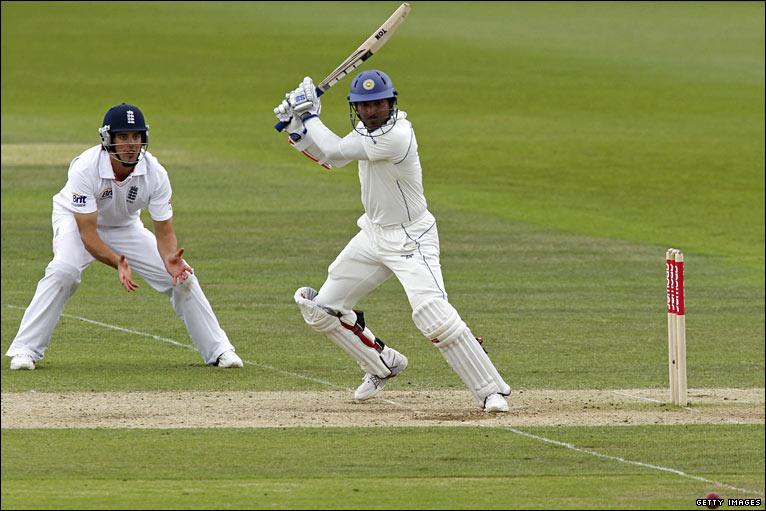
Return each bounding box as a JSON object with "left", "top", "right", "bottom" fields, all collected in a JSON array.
[
  {"left": 99, "top": 103, "right": 149, "bottom": 164},
  {"left": 347, "top": 70, "right": 400, "bottom": 136},
  {"left": 348, "top": 70, "right": 397, "bottom": 103}
]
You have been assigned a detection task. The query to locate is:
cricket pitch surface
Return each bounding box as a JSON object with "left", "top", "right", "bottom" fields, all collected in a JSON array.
[{"left": 2, "top": 388, "right": 763, "bottom": 429}]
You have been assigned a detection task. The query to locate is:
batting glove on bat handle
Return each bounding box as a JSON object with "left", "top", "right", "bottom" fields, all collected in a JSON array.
[{"left": 274, "top": 87, "right": 324, "bottom": 132}]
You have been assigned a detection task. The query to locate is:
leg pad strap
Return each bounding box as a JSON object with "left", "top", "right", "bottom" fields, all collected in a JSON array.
[{"left": 295, "top": 287, "right": 391, "bottom": 377}]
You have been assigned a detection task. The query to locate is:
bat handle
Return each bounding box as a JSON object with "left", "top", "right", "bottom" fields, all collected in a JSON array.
[
  {"left": 274, "top": 87, "right": 325, "bottom": 132},
  {"left": 274, "top": 120, "right": 289, "bottom": 132}
]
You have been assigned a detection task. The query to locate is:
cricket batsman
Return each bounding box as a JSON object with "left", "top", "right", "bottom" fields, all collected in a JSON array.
[{"left": 274, "top": 72, "right": 510, "bottom": 412}]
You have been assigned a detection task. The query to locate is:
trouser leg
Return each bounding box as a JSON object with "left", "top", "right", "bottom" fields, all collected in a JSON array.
[
  {"left": 388, "top": 221, "right": 510, "bottom": 407},
  {"left": 6, "top": 216, "right": 93, "bottom": 361},
  {"left": 297, "top": 229, "right": 396, "bottom": 375},
  {"left": 6, "top": 260, "right": 82, "bottom": 360},
  {"left": 101, "top": 224, "right": 235, "bottom": 364},
  {"left": 167, "top": 275, "right": 234, "bottom": 363}
]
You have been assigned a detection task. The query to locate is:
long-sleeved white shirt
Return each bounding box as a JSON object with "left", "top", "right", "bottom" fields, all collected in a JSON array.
[{"left": 301, "top": 111, "right": 427, "bottom": 227}]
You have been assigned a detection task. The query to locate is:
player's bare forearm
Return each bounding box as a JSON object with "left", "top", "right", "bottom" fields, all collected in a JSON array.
[
  {"left": 75, "top": 212, "right": 138, "bottom": 291},
  {"left": 153, "top": 219, "right": 179, "bottom": 261},
  {"left": 74, "top": 212, "right": 120, "bottom": 268},
  {"left": 154, "top": 218, "right": 193, "bottom": 284}
]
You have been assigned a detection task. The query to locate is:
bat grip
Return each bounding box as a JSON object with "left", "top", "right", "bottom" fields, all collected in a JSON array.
[{"left": 274, "top": 87, "right": 325, "bottom": 132}]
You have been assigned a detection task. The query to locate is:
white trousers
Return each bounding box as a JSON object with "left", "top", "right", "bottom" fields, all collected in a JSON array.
[
  {"left": 315, "top": 212, "right": 510, "bottom": 405},
  {"left": 317, "top": 211, "right": 447, "bottom": 312},
  {"left": 5, "top": 213, "right": 234, "bottom": 364}
]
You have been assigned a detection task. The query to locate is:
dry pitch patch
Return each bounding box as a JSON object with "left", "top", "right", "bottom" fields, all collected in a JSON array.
[{"left": 2, "top": 388, "right": 763, "bottom": 429}]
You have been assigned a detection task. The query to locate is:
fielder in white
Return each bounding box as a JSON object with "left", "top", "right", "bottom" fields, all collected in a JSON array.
[
  {"left": 274, "top": 71, "right": 510, "bottom": 412},
  {"left": 6, "top": 103, "right": 243, "bottom": 370}
]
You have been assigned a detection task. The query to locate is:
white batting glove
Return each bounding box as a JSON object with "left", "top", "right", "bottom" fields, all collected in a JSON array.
[
  {"left": 290, "top": 77, "right": 321, "bottom": 119},
  {"left": 274, "top": 95, "right": 303, "bottom": 133}
]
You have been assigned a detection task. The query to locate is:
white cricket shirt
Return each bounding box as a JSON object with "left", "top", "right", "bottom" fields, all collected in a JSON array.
[
  {"left": 305, "top": 111, "right": 428, "bottom": 227},
  {"left": 52, "top": 145, "right": 173, "bottom": 227}
]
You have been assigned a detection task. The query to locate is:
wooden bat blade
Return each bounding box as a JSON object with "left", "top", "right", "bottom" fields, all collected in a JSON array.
[
  {"left": 275, "top": 3, "right": 411, "bottom": 131},
  {"left": 316, "top": 3, "right": 411, "bottom": 92}
]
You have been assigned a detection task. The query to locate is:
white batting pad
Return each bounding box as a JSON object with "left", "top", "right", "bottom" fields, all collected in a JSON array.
[
  {"left": 294, "top": 287, "right": 391, "bottom": 377},
  {"left": 412, "top": 298, "right": 510, "bottom": 406}
]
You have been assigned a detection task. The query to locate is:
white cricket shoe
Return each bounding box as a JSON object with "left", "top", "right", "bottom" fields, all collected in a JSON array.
[
  {"left": 10, "top": 354, "right": 35, "bottom": 371},
  {"left": 354, "top": 348, "right": 408, "bottom": 401},
  {"left": 216, "top": 350, "right": 243, "bottom": 368},
  {"left": 484, "top": 393, "right": 509, "bottom": 413}
]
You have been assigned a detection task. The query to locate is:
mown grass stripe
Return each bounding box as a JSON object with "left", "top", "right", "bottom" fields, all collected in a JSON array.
[
  {"left": 6, "top": 304, "right": 761, "bottom": 498},
  {"left": 5, "top": 304, "right": 338, "bottom": 388},
  {"left": 498, "top": 425, "right": 764, "bottom": 496}
]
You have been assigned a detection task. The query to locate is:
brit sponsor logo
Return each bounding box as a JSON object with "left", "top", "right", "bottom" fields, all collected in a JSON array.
[
  {"left": 127, "top": 185, "right": 139, "bottom": 203},
  {"left": 100, "top": 188, "right": 113, "bottom": 200},
  {"left": 72, "top": 194, "right": 87, "bottom": 207}
]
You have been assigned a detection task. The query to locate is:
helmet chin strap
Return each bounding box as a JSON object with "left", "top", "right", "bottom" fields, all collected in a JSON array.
[
  {"left": 349, "top": 101, "right": 398, "bottom": 137},
  {"left": 114, "top": 157, "right": 138, "bottom": 168},
  {"left": 107, "top": 143, "right": 147, "bottom": 166}
]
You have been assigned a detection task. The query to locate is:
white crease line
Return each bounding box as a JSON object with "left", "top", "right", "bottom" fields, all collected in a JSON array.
[
  {"left": 4, "top": 304, "right": 419, "bottom": 411},
  {"left": 496, "top": 425, "right": 764, "bottom": 497},
  {"left": 6, "top": 304, "right": 761, "bottom": 493},
  {"left": 611, "top": 390, "right": 664, "bottom": 403},
  {"left": 5, "top": 305, "right": 337, "bottom": 388},
  {"left": 611, "top": 390, "right": 702, "bottom": 414},
  {"left": 239, "top": 360, "right": 340, "bottom": 388}
]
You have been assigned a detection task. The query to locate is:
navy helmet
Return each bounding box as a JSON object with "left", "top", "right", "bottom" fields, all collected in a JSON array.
[
  {"left": 98, "top": 103, "right": 149, "bottom": 165},
  {"left": 347, "top": 70, "right": 399, "bottom": 136}
]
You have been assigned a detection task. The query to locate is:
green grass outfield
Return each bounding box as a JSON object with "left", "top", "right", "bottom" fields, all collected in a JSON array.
[
  {"left": 2, "top": 1, "right": 764, "bottom": 509},
  {"left": 2, "top": 426, "right": 763, "bottom": 509}
]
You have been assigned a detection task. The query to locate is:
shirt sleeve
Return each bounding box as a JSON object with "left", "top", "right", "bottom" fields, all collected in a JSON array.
[
  {"left": 67, "top": 158, "right": 98, "bottom": 214},
  {"left": 288, "top": 129, "right": 352, "bottom": 169},
  {"left": 148, "top": 161, "right": 173, "bottom": 221},
  {"left": 304, "top": 117, "right": 369, "bottom": 162}
]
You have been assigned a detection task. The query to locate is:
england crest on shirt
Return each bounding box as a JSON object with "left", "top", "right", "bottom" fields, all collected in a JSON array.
[{"left": 127, "top": 186, "right": 139, "bottom": 203}]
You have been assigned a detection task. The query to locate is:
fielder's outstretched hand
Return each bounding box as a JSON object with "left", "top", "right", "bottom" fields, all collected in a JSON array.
[
  {"left": 164, "top": 248, "right": 194, "bottom": 285},
  {"left": 118, "top": 255, "right": 139, "bottom": 292}
]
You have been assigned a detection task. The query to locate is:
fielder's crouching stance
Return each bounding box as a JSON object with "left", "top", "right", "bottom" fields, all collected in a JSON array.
[
  {"left": 6, "top": 104, "right": 243, "bottom": 370},
  {"left": 275, "top": 72, "right": 510, "bottom": 412}
]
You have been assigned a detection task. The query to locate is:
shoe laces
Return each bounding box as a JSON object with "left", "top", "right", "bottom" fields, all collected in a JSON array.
[{"left": 364, "top": 373, "right": 385, "bottom": 388}]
